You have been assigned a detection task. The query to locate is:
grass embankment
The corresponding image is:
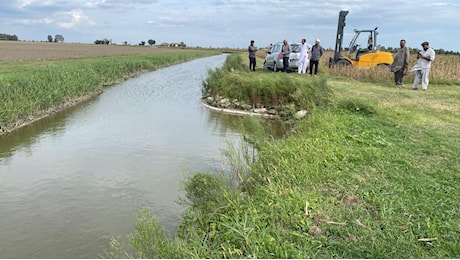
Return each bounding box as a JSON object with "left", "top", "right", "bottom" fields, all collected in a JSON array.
[
  {"left": 110, "top": 52, "right": 460, "bottom": 258},
  {"left": 0, "top": 50, "right": 220, "bottom": 134},
  {"left": 202, "top": 54, "right": 332, "bottom": 116}
]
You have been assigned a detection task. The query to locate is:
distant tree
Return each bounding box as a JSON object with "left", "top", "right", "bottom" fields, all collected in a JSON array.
[
  {"left": 54, "top": 34, "right": 64, "bottom": 42},
  {"left": 179, "top": 41, "right": 186, "bottom": 48},
  {"left": 139, "top": 41, "right": 146, "bottom": 46},
  {"left": 148, "top": 39, "right": 156, "bottom": 46},
  {"left": 47, "top": 35, "right": 53, "bottom": 42},
  {"left": 94, "top": 38, "right": 110, "bottom": 45}
]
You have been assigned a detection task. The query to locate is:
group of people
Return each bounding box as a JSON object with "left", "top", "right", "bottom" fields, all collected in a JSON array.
[
  {"left": 250, "top": 38, "right": 436, "bottom": 91},
  {"left": 389, "top": 40, "right": 436, "bottom": 91},
  {"left": 296, "top": 38, "right": 324, "bottom": 76},
  {"left": 248, "top": 38, "right": 324, "bottom": 76}
]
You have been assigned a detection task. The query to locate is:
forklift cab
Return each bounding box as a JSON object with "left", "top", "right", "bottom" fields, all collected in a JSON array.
[{"left": 348, "top": 28, "right": 378, "bottom": 60}]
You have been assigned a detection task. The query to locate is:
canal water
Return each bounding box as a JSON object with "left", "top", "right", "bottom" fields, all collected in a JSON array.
[{"left": 0, "top": 54, "right": 246, "bottom": 258}]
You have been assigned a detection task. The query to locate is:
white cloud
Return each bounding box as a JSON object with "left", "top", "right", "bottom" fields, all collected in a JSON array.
[
  {"left": 6, "top": 0, "right": 460, "bottom": 51},
  {"left": 19, "top": 17, "right": 54, "bottom": 25},
  {"left": 16, "top": 0, "right": 60, "bottom": 9},
  {"left": 55, "top": 9, "right": 94, "bottom": 29}
]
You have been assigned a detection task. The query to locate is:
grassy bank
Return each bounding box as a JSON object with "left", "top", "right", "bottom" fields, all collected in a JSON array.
[
  {"left": 202, "top": 54, "right": 332, "bottom": 117},
  {"left": 0, "top": 50, "right": 219, "bottom": 133},
  {"left": 108, "top": 52, "right": 460, "bottom": 258}
]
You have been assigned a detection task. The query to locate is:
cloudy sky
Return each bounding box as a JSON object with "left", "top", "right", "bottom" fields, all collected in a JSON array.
[{"left": 2, "top": 0, "right": 459, "bottom": 51}]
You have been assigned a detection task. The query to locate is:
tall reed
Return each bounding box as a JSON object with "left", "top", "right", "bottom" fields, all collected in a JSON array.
[{"left": 325, "top": 51, "right": 460, "bottom": 85}]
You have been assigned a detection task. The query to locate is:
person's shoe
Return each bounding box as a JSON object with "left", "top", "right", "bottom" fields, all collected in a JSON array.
[
  {"left": 412, "top": 88, "right": 418, "bottom": 90},
  {"left": 422, "top": 89, "right": 426, "bottom": 91}
]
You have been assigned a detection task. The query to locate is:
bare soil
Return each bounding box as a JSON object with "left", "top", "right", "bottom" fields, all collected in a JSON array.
[{"left": 0, "top": 41, "right": 195, "bottom": 61}]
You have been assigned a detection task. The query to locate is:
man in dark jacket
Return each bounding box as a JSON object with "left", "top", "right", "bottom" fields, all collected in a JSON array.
[
  {"left": 390, "top": 39, "right": 410, "bottom": 86},
  {"left": 309, "top": 39, "right": 323, "bottom": 76}
]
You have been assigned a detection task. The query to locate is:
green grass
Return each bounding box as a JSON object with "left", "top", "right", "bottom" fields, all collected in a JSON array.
[
  {"left": 0, "top": 51, "right": 219, "bottom": 130},
  {"left": 107, "top": 52, "right": 459, "bottom": 258},
  {"left": 203, "top": 53, "right": 333, "bottom": 116}
]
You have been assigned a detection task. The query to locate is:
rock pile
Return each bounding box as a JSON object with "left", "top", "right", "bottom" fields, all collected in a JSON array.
[{"left": 202, "top": 95, "right": 308, "bottom": 120}]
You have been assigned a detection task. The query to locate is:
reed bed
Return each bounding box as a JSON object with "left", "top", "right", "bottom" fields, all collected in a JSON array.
[{"left": 325, "top": 50, "right": 460, "bottom": 85}]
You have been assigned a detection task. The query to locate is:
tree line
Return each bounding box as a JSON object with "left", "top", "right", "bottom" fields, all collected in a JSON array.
[
  {"left": 0, "top": 33, "right": 18, "bottom": 41},
  {"left": 383, "top": 46, "right": 460, "bottom": 55},
  {"left": 2, "top": 32, "right": 455, "bottom": 54},
  {"left": 93, "top": 38, "right": 187, "bottom": 48}
]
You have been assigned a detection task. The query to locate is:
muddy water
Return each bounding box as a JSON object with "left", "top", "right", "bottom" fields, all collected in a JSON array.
[{"left": 0, "top": 54, "right": 247, "bottom": 258}]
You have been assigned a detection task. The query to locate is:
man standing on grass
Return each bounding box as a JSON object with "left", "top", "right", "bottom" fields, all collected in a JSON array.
[
  {"left": 248, "top": 40, "right": 257, "bottom": 72},
  {"left": 390, "top": 39, "right": 410, "bottom": 87},
  {"left": 281, "top": 40, "right": 291, "bottom": 73},
  {"left": 411, "top": 41, "right": 435, "bottom": 91},
  {"left": 298, "top": 38, "right": 311, "bottom": 74},
  {"left": 309, "top": 39, "right": 323, "bottom": 76}
]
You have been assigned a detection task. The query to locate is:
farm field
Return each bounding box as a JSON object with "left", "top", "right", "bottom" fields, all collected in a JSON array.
[{"left": 0, "top": 41, "right": 199, "bottom": 61}]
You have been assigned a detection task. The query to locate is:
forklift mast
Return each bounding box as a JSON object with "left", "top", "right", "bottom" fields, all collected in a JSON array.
[
  {"left": 329, "top": 10, "right": 393, "bottom": 68},
  {"left": 333, "top": 10, "right": 349, "bottom": 62}
]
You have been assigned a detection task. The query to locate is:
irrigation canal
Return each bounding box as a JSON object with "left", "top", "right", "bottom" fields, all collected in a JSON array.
[{"left": 0, "top": 54, "right": 249, "bottom": 258}]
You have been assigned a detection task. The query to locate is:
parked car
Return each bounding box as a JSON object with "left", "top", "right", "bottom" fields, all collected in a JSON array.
[{"left": 263, "top": 42, "right": 301, "bottom": 72}]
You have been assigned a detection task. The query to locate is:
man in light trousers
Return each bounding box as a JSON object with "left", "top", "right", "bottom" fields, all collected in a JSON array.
[
  {"left": 411, "top": 41, "right": 435, "bottom": 91},
  {"left": 298, "top": 38, "right": 311, "bottom": 74}
]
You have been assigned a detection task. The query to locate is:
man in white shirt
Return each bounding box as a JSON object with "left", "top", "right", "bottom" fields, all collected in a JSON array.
[
  {"left": 411, "top": 41, "right": 435, "bottom": 91},
  {"left": 298, "top": 38, "right": 311, "bottom": 74}
]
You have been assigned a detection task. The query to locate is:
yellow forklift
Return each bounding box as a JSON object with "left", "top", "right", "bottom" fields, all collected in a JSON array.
[{"left": 329, "top": 10, "right": 393, "bottom": 68}]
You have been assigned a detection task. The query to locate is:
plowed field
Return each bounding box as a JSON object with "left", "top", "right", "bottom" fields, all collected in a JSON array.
[{"left": 0, "top": 41, "right": 194, "bottom": 61}]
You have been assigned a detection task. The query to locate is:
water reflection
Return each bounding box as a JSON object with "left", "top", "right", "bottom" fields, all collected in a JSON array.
[
  {"left": 205, "top": 109, "right": 289, "bottom": 138},
  {"left": 0, "top": 102, "right": 81, "bottom": 158}
]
